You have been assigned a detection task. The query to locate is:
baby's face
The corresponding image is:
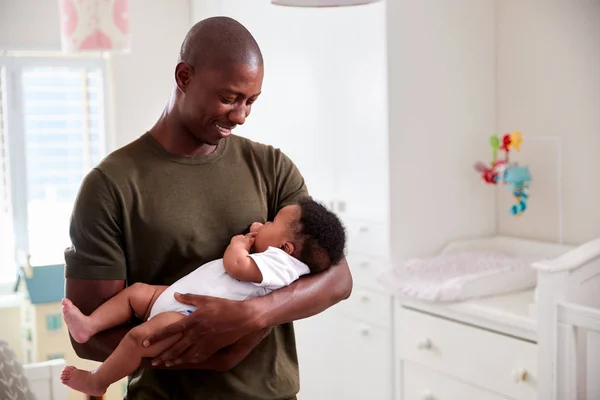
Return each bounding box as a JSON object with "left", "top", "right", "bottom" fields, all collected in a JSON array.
[{"left": 252, "top": 205, "right": 300, "bottom": 253}]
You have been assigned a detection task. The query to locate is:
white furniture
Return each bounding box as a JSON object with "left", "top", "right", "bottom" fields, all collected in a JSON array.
[
  {"left": 534, "top": 238, "right": 600, "bottom": 400},
  {"left": 394, "top": 235, "right": 600, "bottom": 400},
  {"left": 23, "top": 358, "right": 67, "bottom": 400},
  {"left": 295, "top": 220, "right": 393, "bottom": 400}
]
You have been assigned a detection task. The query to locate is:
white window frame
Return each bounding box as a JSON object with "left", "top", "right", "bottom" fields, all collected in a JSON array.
[{"left": 0, "top": 54, "right": 111, "bottom": 295}]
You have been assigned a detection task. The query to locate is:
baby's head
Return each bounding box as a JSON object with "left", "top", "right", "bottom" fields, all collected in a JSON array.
[{"left": 251, "top": 198, "right": 346, "bottom": 273}]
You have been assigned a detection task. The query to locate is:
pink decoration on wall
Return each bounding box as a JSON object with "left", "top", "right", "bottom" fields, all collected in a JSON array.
[
  {"left": 113, "top": 0, "right": 129, "bottom": 35},
  {"left": 271, "top": 0, "right": 381, "bottom": 6},
  {"left": 80, "top": 30, "right": 113, "bottom": 50},
  {"left": 61, "top": 0, "right": 78, "bottom": 36},
  {"left": 58, "top": 0, "right": 130, "bottom": 52}
]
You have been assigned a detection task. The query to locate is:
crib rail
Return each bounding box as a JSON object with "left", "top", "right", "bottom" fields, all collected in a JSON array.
[{"left": 558, "top": 302, "right": 600, "bottom": 333}]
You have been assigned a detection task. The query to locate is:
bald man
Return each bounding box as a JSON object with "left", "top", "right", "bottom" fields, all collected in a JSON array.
[{"left": 64, "top": 16, "right": 352, "bottom": 400}]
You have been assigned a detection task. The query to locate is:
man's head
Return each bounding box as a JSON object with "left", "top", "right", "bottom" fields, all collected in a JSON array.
[
  {"left": 174, "top": 17, "right": 264, "bottom": 145},
  {"left": 251, "top": 199, "right": 346, "bottom": 274}
]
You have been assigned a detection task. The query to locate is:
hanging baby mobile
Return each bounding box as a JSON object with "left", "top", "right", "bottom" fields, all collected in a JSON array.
[{"left": 474, "top": 132, "right": 532, "bottom": 217}]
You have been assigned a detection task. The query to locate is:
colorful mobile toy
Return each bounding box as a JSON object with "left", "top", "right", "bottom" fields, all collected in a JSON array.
[{"left": 474, "top": 132, "right": 531, "bottom": 217}]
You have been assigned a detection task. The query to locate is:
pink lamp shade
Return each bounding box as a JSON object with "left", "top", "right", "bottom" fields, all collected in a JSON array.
[
  {"left": 59, "top": 0, "right": 130, "bottom": 52},
  {"left": 271, "top": 0, "right": 381, "bottom": 6}
]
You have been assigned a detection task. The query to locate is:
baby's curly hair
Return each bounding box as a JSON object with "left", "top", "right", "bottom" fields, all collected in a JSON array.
[{"left": 293, "top": 198, "right": 346, "bottom": 274}]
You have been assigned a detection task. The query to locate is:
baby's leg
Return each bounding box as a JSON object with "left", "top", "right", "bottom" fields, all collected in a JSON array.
[
  {"left": 61, "top": 311, "right": 185, "bottom": 397},
  {"left": 63, "top": 283, "right": 167, "bottom": 343}
]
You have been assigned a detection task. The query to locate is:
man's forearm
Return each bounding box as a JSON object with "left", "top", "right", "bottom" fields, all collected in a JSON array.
[
  {"left": 247, "top": 258, "right": 353, "bottom": 330},
  {"left": 71, "top": 324, "right": 133, "bottom": 363}
]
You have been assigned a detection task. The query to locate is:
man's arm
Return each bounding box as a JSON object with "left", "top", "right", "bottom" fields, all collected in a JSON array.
[
  {"left": 247, "top": 257, "right": 352, "bottom": 329},
  {"left": 146, "top": 258, "right": 352, "bottom": 367},
  {"left": 65, "top": 278, "right": 131, "bottom": 361}
]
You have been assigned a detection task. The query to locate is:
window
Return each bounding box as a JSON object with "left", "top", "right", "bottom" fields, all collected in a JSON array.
[
  {"left": 0, "top": 55, "right": 109, "bottom": 294},
  {"left": 45, "top": 313, "right": 62, "bottom": 331},
  {"left": 0, "top": 68, "right": 16, "bottom": 292}
]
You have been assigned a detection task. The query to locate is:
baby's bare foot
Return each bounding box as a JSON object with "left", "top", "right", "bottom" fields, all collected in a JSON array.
[
  {"left": 62, "top": 298, "right": 93, "bottom": 343},
  {"left": 61, "top": 366, "right": 107, "bottom": 397}
]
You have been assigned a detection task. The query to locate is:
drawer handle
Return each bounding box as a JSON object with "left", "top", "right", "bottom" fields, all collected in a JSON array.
[
  {"left": 417, "top": 338, "right": 432, "bottom": 350},
  {"left": 512, "top": 368, "right": 528, "bottom": 383},
  {"left": 359, "top": 325, "right": 370, "bottom": 337},
  {"left": 360, "top": 295, "right": 370, "bottom": 304},
  {"left": 359, "top": 226, "right": 369, "bottom": 233},
  {"left": 360, "top": 262, "right": 370, "bottom": 269},
  {"left": 421, "top": 391, "right": 435, "bottom": 400}
]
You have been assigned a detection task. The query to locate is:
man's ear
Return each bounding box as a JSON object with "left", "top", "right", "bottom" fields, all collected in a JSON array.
[
  {"left": 175, "top": 62, "right": 193, "bottom": 93},
  {"left": 281, "top": 241, "right": 295, "bottom": 256}
]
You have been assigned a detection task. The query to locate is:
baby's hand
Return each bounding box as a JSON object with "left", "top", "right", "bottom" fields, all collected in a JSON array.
[
  {"left": 231, "top": 234, "right": 255, "bottom": 251},
  {"left": 249, "top": 222, "right": 264, "bottom": 234}
]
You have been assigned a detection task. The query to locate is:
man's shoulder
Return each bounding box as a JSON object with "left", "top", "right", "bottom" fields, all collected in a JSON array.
[
  {"left": 227, "top": 134, "right": 293, "bottom": 166},
  {"left": 228, "top": 134, "right": 278, "bottom": 154},
  {"left": 96, "top": 133, "right": 150, "bottom": 176}
]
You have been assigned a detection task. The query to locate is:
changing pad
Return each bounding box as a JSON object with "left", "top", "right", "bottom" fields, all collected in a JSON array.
[{"left": 377, "top": 250, "right": 541, "bottom": 302}]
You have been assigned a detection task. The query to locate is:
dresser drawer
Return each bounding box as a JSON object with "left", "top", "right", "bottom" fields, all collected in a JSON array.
[
  {"left": 402, "top": 361, "right": 507, "bottom": 400},
  {"left": 344, "top": 219, "right": 389, "bottom": 257},
  {"left": 346, "top": 253, "right": 389, "bottom": 293},
  {"left": 336, "top": 288, "right": 391, "bottom": 328},
  {"left": 335, "top": 315, "right": 392, "bottom": 400},
  {"left": 396, "top": 307, "right": 537, "bottom": 400}
]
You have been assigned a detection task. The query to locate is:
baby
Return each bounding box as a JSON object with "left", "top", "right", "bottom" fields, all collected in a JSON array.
[{"left": 60, "top": 198, "right": 346, "bottom": 396}]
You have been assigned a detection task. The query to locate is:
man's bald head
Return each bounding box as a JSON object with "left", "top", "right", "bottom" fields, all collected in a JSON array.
[{"left": 180, "top": 17, "right": 263, "bottom": 71}]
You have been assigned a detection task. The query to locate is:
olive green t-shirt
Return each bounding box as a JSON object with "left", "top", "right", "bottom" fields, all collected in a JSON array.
[{"left": 64, "top": 132, "right": 308, "bottom": 400}]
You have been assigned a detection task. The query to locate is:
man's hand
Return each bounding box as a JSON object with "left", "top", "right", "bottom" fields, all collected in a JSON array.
[
  {"left": 143, "top": 293, "right": 261, "bottom": 367},
  {"left": 144, "top": 256, "right": 353, "bottom": 369},
  {"left": 177, "top": 326, "right": 272, "bottom": 372}
]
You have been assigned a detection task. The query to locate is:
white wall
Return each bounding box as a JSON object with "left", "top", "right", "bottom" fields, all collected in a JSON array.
[
  {"left": 0, "top": 0, "right": 191, "bottom": 149},
  {"left": 496, "top": 0, "right": 600, "bottom": 245},
  {"left": 191, "top": 0, "right": 388, "bottom": 216},
  {"left": 0, "top": 0, "right": 62, "bottom": 51},
  {"left": 387, "top": 0, "right": 497, "bottom": 261},
  {"left": 110, "top": 0, "right": 191, "bottom": 147}
]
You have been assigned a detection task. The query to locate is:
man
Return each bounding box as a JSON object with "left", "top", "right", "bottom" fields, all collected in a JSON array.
[{"left": 65, "top": 16, "right": 353, "bottom": 400}]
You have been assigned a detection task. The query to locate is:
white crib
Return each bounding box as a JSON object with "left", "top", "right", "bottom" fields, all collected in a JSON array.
[
  {"left": 534, "top": 238, "right": 600, "bottom": 400},
  {"left": 393, "top": 235, "right": 600, "bottom": 400}
]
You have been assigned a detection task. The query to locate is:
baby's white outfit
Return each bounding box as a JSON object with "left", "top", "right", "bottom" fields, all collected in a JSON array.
[{"left": 148, "top": 246, "right": 310, "bottom": 320}]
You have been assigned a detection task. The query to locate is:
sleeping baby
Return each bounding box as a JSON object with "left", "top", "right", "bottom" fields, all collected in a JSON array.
[{"left": 59, "top": 197, "right": 346, "bottom": 397}]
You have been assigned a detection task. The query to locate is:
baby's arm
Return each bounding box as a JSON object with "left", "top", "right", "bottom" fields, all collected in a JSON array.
[{"left": 223, "top": 234, "right": 263, "bottom": 283}]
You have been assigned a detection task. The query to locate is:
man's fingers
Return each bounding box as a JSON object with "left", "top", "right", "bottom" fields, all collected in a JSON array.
[
  {"left": 173, "top": 292, "right": 204, "bottom": 306},
  {"left": 144, "top": 319, "right": 187, "bottom": 347},
  {"left": 171, "top": 346, "right": 210, "bottom": 367},
  {"left": 152, "top": 337, "right": 192, "bottom": 366}
]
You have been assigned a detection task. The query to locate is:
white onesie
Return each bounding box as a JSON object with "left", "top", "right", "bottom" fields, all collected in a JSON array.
[{"left": 148, "top": 246, "right": 310, "bottom": 320}]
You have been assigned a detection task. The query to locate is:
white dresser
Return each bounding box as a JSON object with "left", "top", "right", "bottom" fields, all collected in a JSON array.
[{"left": 395, "top": 290, "right": 539, "bottom": 400}]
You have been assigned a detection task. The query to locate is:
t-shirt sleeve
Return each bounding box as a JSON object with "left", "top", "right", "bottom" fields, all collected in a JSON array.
[
  {"left": 64, "top": 168, "right": 126, "bottom": 280},
  {"left": 248, "top": 248, "right": 302, "bottom": 290},
  {"left": 272, "top": 149, "right": 309, "bottom": 213}
]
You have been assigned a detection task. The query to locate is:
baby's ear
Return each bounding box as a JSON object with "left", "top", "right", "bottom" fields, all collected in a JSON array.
[{"left": 281, "top": 241, "right": 295, "bottom": 256}]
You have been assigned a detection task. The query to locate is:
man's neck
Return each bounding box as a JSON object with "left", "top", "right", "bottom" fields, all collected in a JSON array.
[{"left": 150, "top": 111, "right": 217, "bottom": 157}]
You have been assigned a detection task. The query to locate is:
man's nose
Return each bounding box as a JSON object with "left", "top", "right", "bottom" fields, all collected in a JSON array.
[{"left": 228, "top": 104, "right": 249, "bottom": 125}]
